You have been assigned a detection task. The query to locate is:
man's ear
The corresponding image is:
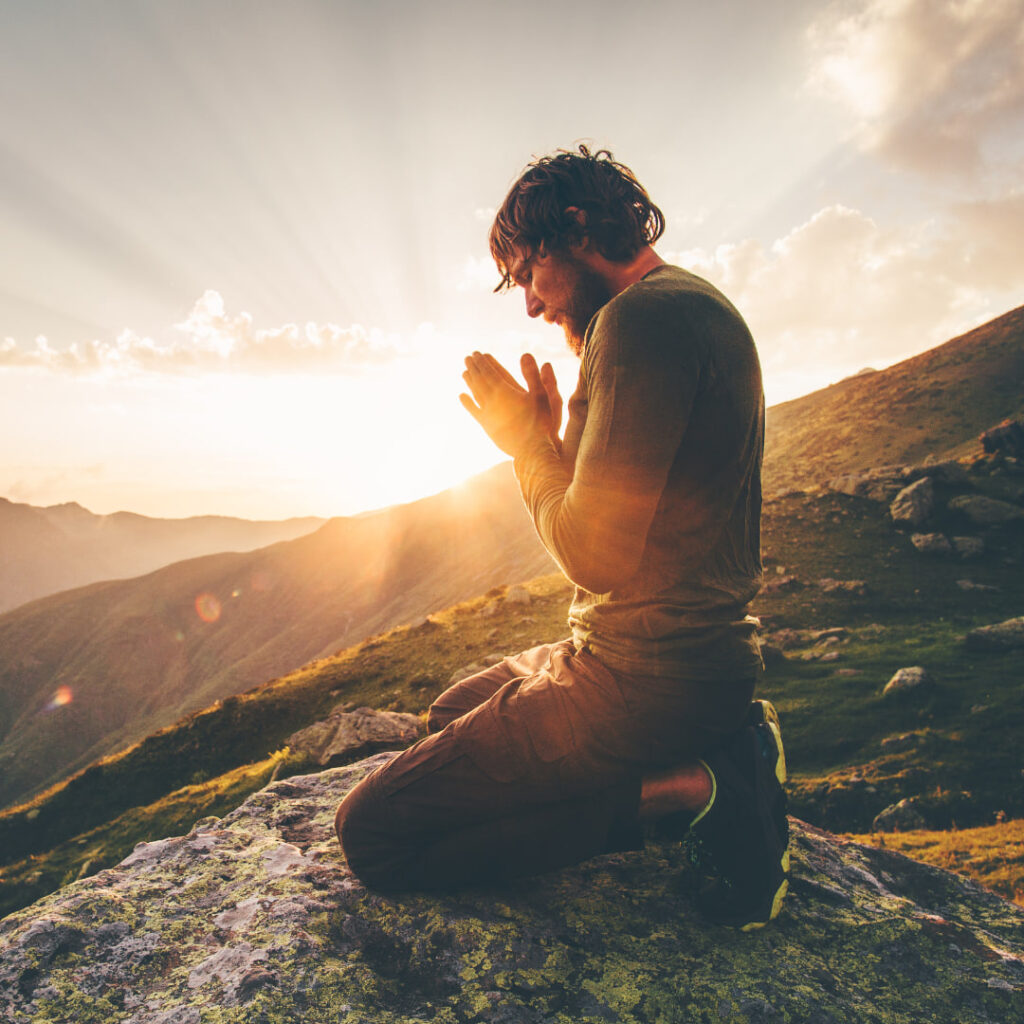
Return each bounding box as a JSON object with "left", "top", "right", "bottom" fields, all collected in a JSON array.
[{"left": 564, "top": 206, "right": 590, "bottom": 253}]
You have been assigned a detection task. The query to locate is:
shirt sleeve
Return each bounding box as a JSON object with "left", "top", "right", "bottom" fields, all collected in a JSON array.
[{"left": 512, "top": 296, "right": 701, "bottom": 595}]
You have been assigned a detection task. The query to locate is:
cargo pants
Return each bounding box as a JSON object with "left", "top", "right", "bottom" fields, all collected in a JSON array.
[{"left": 334, "top": 639, "right": 755, "bottom": 890}]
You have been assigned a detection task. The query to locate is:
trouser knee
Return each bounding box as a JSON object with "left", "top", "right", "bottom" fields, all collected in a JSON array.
[{"left": 334, "top": 776, "right": 402, "bottom": 891}]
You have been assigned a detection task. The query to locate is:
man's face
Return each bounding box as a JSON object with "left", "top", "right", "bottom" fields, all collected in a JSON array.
[{"left": 508, "top": 249, "right": 610, "bottom": 356}]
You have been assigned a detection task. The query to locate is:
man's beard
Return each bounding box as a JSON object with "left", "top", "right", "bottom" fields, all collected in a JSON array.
[{"left": 561, "top": 263, "right": 612, "bottom": 356}]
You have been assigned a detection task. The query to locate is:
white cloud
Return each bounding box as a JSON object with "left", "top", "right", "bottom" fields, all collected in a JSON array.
[
  {"left": 807, "top": 0, "right": 1024, "bottom": 178},
  {"left": 672, "top": 200, "right": 1024, "bottom": 401},
  {"left": 0, "top": 291, "right": 405, "bottom": 376}
]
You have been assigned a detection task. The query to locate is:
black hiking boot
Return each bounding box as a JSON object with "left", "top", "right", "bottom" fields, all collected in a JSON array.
[{"left": 691, "top": 699, "right": 790, "bottom": 930}]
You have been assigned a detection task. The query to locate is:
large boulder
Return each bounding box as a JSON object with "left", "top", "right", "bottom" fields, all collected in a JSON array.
[
  {"left": 1, "top": 753, "right": 1023, "bottom": 1023},
  {"left": 285, "top": 706, "right": 422, "bottom": 767}
]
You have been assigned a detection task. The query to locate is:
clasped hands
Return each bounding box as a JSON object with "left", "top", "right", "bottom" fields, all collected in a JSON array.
[{"left": 460, "top": 352, "right": 562, "bottom": 458}]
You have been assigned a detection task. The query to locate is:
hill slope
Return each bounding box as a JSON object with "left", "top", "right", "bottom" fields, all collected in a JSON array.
[
  {"left": 0, "top": 497, "right": 323, "bottom": 614},
  {"left": 763, "top": 304, "right": 1024, "bottom": 495},
  {"left": 0, "top": 464, "right": 554, "bottom": 809}
]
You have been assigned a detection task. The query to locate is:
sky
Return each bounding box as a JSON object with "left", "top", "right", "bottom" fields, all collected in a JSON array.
[{"left": 1, "top": 0, "right": 1022, "bottom": 520}]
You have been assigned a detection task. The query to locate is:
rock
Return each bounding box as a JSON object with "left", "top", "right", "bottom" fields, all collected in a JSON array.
[
  {"left": 965, "top": 616, "right": 1024, "bottom": 651},
  {"left": 949, "top": 494, "right": 1024, "bottom": 525},
  {"left": 951, "top": 535, "right": 984, "bottom": 557},
  {"left": 818, "top": 578, "right": 868, "bottom": 596},
  {"left": 890, "top": 477, "right": 934, "bottom": 527},
  {"left": 980, "top": 418, "right": 1024, "bottom": 458},
  {"left": 2, "top": 754, "right": 1023, "bottom": 1023},
  {"left": 285, "top": 707, "right": 422, "bottom": 767},
  {"left": 880, "top": 732, "right": 921, "bottom": 753},
  {"left": 883, "top": 666, "right": 933, "bottom": 697},
  {"left": 872, "top": 798, "right": 927, "bottom": 832},
  {"left": 956, "top": 579, "right": 1000, "bottom": 592},
  {"left": 812, "top": 627, "right": 848, "bottom": 641},
  {"left": 761, "top": 573, "right": 802, "bottom": 593},
  {"left": 447, "top": 662, "right": 486, "bottom": 684},
  {"left": 503, "top": 585, "right": 532, "bottom": 606},
  {"left": 911, "top": 532, "right": 952, "bottom": 554}
]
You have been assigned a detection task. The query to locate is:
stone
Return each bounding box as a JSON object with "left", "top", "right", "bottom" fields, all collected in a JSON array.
[
  {"left": 872, "top": 798, "right": 927, "bottom": 832},
  {"left": 890, "top": 477, "right": 934, "bottom": 527},
  {"left": 952, "top": 535, "right": 985, "bottom": 557},
  {"left": 949, "top": 494, "right": 1024, "bottom": 525},
  {"left": 955, "top": 579, "right": 1000, "bottom": 592},
  {"left": 447, "top": 662, "right": 486, "bottom": 684},
  {"left": 965, "top": 616, "right": 1024, "bottom": 651},
  {"left": 503, "top": 585, "right": 532, "bottom": 606},
  {"left": 883, "top": 666, "right": 933, "bottom": 697},
  {"left": 911, "top": 532, "right": 952, "bottom": 554},
  {"left": 880, "top": 732, "right": 921, "bottom": 753},
  {"left": 980, "top": 418, "right": 1024, "bottom": 458},
  {"left": 285, "top": 707, "right": 422, "bottom": 767},
  {"left": 1, "top": 753, "right": 1023, "bottom": 1023},
  {"left": 818, "top": 578, "right": 868, "bottom": 596}
]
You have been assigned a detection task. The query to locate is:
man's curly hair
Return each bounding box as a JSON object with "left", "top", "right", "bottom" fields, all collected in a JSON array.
[{"left": 489, "top": 145, "right": 665, "bottom": 292}]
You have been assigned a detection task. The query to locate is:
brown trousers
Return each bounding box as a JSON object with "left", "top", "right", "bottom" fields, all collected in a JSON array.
[{"left": 334, "top": 640, "right": 755, "bottom": 890}]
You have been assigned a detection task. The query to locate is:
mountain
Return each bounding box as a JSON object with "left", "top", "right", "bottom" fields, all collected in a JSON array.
[
  {"left": 0, "top": 497, "right": 324, "bottom": 614},
  {"left": 0, "top": 464, "right": 554, "bottom": 810},
  {"left": 763, "top": 304, "right": 1024, "bottom": 495},
  {"left": 2, "top": 754, "right": 1022, "bottom": 1023}
]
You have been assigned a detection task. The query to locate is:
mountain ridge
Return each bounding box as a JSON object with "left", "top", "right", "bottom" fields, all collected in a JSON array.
[{"left": 0, "top": 495, "right": 324, "bottom": 615}]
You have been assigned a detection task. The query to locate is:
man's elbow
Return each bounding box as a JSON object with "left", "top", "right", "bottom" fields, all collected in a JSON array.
[{"left": 561, "top": 552, "right": 636, "bottom": 596}]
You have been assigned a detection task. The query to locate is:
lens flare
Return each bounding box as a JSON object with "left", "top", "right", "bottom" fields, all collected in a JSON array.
[
  {"left": 195, "top": 593, "right": 222, "bottom": 623},
  {"left": 44, "top": 686, "right": 73, "bottom": 712}
]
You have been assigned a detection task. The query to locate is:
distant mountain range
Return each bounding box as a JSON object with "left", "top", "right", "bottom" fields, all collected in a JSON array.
[
  {"left": 0, "top": 304, "right": 1021, "bottom": 812},
  {"left": 0, "top": 464, "right": 555, "bottom": 808},
  {"left": 0, "top": 499, "right": 324, "bottom": 614}
]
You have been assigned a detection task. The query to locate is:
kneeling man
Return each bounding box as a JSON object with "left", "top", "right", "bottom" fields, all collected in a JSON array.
[{"left": 336, "top": 145, "right": 788, "bottom": 929}]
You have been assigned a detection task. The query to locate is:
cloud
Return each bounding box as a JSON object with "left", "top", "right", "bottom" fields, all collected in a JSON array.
[
  {"left": 807, "top": 0, "right": 1024, "bottom": 178},
  {"left": 672, "top": 199, "right": 1024, "bottom": 399},
  {"left": 0, "top": 291, "right": 405, "bottom": 376}
]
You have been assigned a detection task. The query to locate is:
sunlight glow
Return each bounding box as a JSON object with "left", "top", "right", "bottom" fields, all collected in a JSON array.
[{"left": 195, "top": 593, "right": 222, "bottom": 623}]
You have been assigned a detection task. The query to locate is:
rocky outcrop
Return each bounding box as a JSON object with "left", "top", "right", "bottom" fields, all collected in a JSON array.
[
  {"left": 980, "top": 418, "right": 1024, "bottom": 458},
  {"left": 285, "top": 706, "right": 423, "bottom": 767},
  {"left": 965, "top": 616, "right": 1024, "bottom": 651},
  {"left": 2, "top": 753, "right": 1023, "bottom": 1023},
  {"left": 949, "top": 494, "right": 1024, "bottom": 525}
]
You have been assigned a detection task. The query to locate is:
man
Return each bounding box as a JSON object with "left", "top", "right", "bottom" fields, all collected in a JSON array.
[{"left": 336, "top": 145, "right": 788, "bottom": 929}]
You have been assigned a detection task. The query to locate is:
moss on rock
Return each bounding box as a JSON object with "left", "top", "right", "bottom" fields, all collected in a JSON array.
[{"left": 2, "top": 753, "right": 1022, "bottom": 1023}]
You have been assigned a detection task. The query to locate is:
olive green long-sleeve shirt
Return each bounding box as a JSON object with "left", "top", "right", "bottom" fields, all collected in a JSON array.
[{"left": 512, "top": 264, "right": 764, "bottom": 680}]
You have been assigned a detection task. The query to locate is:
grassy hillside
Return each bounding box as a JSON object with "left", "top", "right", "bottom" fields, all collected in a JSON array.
[
  {"left": 3, "top": 452, "right": 1021, "bottom": 919},
  {"left": 0, "top": 463, "right": 555, "bottom": 810},
  {"left": 763, "top": 304, "right": 1024, "bottom": 495}
]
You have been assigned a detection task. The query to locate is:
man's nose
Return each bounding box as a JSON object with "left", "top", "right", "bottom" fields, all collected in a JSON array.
[{"left": 524, "top": 287, "right": 543, "bottom": 319}]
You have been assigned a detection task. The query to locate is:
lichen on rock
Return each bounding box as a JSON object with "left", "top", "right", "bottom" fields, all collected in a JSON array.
[{"left": 2, "top": 752, "right": 1023, "bottom": 1023}]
